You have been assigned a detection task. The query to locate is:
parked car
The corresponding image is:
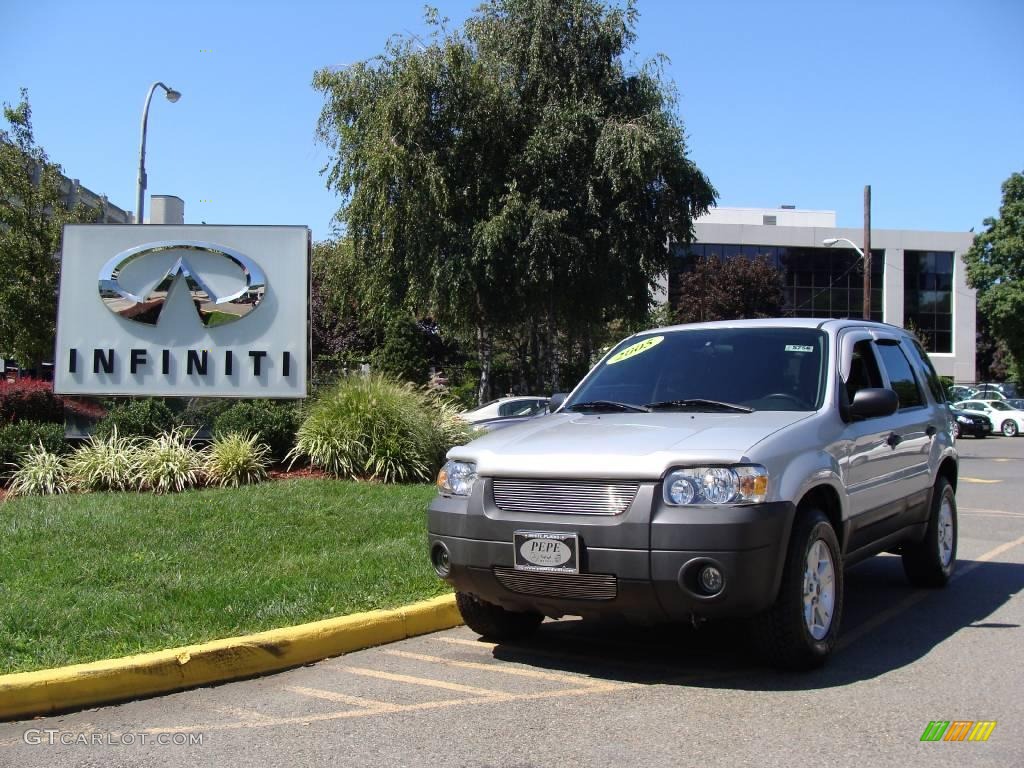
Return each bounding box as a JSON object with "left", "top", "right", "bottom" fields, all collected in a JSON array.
[
  {"left": 430, "top": 319, "right": 958, "bottom": 670},
  {"left": 954, "top": 400, "right": 1024, "bottom": 437},
  {"left": 459, "top": 396, "right": 549, "bottom": 423},
  {"left": 471, "top": 413, "right": 549, "bottom": 433},
  {"left": 947, "top": 385, "right": 976, "bottom": 402},
  {"left": 949, "top": 407, "right": 991, "bottom": 439},
  {"left": 1006, "top": 398, "right": 1024, "bottom": 411}
]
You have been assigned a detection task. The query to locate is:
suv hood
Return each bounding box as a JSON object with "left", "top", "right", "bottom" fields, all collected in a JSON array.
[{"left": 449, "top": 411, "right": 811, "bottom": 479}]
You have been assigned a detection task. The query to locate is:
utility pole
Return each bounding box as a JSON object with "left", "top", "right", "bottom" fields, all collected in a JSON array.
[{"left": 863, "top": 184, "right": 872, "bottom": 320}]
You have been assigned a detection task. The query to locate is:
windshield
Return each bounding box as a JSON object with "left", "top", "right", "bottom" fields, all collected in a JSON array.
[{"left": 566, "top": 327, "right": 828, "bottom": 412}]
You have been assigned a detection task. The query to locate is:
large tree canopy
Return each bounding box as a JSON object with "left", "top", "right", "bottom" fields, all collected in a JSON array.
[
  {"left": 1, "top": 89, "right": 96, "bottom": 369},
  {"left": 314, "top": 0, "right": 714, "bottom": 401},
  {"left": 964, "top": 170, "right": 1024, "bottom": 383}
]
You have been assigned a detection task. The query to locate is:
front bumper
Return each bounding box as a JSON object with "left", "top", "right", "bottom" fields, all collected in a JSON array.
[{"left": 427, "top": 479, "right": 795, "bottom": 623}]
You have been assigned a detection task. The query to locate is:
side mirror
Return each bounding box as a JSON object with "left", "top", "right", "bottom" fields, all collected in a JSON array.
[
  {"left": 548, "top": 392, "right": 568, "bottom": 412},
  {"left": 850, "top": 388, "right": 899, "bottom": 419}
]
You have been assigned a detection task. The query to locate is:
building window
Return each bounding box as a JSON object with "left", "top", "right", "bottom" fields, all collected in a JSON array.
[
  {"left": 670, "top": 244, "right": 883, "bottom": 321},
  {"left": 763, "top": 215, "right": 777, "bottom": 225},
  {"left": 903, "top": 251, "right": 953, "bottom": 353}
]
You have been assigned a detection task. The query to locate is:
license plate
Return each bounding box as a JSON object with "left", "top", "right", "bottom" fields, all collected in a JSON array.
[{"left": 513, "top": 531, "right": 579, "bottom": 574}]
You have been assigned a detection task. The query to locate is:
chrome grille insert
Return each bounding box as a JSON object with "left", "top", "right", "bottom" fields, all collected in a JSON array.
[
  {"left": 492, "top": 479, "right": 639, "bottom": 515},
  {"left": 494, "top": 567, "right": 617, "bottom": 601}
]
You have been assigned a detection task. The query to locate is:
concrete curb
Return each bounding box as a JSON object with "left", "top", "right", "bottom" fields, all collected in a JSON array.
[{"left": 0, "top": 594, "right": 461, "bottom": 722}]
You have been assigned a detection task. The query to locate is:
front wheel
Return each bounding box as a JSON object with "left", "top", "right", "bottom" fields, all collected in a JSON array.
[
  {"left": 1001, "top": 420, "right": 1018, "bottom": 437},
  {"left": 752, "top": 508, "right": 843, "bottom": 670},
  {"left": 902, "top": 477, "right": 957, "bottom": 587},
  {"left": 455, "top": 592, "right": 543, "bottom": 641}
]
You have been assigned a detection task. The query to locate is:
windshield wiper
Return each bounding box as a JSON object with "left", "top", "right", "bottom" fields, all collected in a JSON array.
[
  {"left": 565, "top": 400, "right": 651, "bottom": 413},
  {"left": 644, "top": 398, "right": 754, "bottom": 413}
]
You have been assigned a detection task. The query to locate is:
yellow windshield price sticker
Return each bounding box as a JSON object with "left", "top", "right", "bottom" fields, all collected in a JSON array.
[{"left": 607, "top": 335, "right": 664, "bottom": 365}]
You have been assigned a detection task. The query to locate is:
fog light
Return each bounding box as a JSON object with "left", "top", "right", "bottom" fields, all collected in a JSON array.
[
  {"left": 431, "top": 542, "right": 451, "bottom": 578},
  {"left": 698, "top": 565, "right": 724, "bottom": 595}
]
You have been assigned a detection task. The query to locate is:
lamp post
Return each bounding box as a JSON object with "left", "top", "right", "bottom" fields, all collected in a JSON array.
[
  {"left": 135, "top": 82, "right": 181, "bottom": 224},
  {"left": 823, "top": 237, "right": 871, "bottom": 320}
]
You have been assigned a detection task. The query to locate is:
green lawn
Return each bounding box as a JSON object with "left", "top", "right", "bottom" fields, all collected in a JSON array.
[{"left": 0, "top": 480, "right": 447, "bottom": 674}]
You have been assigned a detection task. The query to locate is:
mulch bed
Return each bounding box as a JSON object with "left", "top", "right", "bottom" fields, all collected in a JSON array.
[{"left": 268, "top": 466, "right": 329, "bottom": 481}]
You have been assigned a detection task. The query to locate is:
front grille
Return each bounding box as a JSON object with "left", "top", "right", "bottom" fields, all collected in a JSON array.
[
  {"left": 492, "top": 479, "right": 639, "bottom": 515},
  {"left": 494, "top": 567, "right": 617, "bottom": 601}
]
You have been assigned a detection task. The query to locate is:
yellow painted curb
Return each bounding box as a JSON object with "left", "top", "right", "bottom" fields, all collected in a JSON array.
[{"left": 0, "top": 594, "right": 461, "bottom": 722}]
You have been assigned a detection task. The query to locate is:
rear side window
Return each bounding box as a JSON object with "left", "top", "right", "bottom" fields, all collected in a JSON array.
[
  {"left": 876, "top": 342, "right": 924, "bottom": 409},
  {"left": 908, "top": 340, "right": 946, "bottom": 403}
]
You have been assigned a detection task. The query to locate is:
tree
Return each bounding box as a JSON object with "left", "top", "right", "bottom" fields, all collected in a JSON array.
[
  {"left": 314, "top": 0, "right": 715, "bottom": 403},
  {"left": 964, "top": 171, "right": 1024, "bottom": 384},
  {"left": 0, "top": 89, "right": 97, "bottom": 371},
  {"left": 672, "top": 256, "right": 785, "bottom": 324}
]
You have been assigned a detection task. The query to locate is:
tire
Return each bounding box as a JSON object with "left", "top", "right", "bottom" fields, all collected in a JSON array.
[
  {"left": 1001, "top": 420, "right": 1018, "bottom": 437},
  {"left": 455, "top": 591, "right": 543, "bottom": 641},
  {"left": 752, "top": 508, "right": 843, "bottom": 671},
  {"left": 902, "top": 477, "right": 957, "bottom": 587}
]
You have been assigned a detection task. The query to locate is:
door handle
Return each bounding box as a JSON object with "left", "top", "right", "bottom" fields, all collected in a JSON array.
[{"left": 886, "top": 432, "right": 902, "bottom": 448}]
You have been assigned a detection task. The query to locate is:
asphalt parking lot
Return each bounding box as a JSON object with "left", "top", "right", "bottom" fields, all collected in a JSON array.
[{"left": 3, "top": 435, "right": 1023, "bottom": 767}]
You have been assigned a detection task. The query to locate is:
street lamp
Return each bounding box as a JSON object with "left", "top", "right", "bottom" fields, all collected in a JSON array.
[
  {"left": 135, "top": 82, "right": 181, "bottom": 224},
  {"left": 823, "top": 237, "right": 872, "bottom": 320}
]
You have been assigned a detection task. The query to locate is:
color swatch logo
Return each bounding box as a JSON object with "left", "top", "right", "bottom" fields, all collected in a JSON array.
[{"left": 920, "top": 721, "right": 996, "bottom": 742}]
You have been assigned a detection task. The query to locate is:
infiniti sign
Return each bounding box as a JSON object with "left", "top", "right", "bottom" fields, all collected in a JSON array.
[
  {"left": 55, "top": 224, "right": 309, "bottom": 399},
  {"left": 98, "top": 241, "right": 267, "bottom": 326}
]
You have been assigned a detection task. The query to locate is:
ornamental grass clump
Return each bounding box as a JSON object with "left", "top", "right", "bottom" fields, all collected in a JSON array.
[
  {"left": 137, "top": 428, "right": 204, "bottom": 494},
  {"left": 7, "top": 444, "right": 69, "bottom": 496},
  {"left": 65, "top": 429, "right": 141, "bottom": 492},
  {"left": 290, "top": 376, "right": 467, "bottom": 483},
  {"left": 204, "top": 432, "right": 271, "bottom": 488}
]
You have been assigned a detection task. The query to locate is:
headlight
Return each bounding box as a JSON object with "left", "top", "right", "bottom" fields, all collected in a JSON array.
[
  {"left": 956, "top": 415, "right": 972, "bottom": 424},
  {"left": 663, "top": 465, "right": 768, "bottom": 506},
  {"left": 437, "top": 460, "right": 477, "bottom": 496}
]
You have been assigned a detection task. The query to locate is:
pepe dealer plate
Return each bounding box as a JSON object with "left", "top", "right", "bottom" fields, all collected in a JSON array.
[{"left": 513, "top": 531, "right": 579, "bottom": 574}]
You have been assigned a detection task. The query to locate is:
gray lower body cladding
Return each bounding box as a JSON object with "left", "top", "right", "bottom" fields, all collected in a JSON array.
[{"left": 428, "top": 489, "right": 795, "bottom": 622}]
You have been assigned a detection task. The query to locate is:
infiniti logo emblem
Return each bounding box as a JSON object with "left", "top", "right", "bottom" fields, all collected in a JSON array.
[{"left": 97, "top": 240, "right": 267, "bottom": 326}]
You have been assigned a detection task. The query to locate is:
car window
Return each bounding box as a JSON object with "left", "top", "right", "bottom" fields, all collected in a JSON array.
[
  {"left": 989, "top": 401, "right": 1012, "bottom": 412},
  {"left": 845, "top": 340, "right": 883, "bottom": 402},
  {"left": 908, "top": 340, "right": 945, "bottom": 403},
  {"left": 875, "top": 342, "right": 924, "bottom": 409},
  {"left": 567, "top": 327, "right": 827, "bottom": 411}
]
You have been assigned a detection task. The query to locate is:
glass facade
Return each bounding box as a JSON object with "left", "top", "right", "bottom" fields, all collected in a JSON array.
[
  {"left": 903, "top": 250, "right": 953, "bottom": 354},
  {"left": 674, "top": 243, "right": 884, "bottom": 321}
]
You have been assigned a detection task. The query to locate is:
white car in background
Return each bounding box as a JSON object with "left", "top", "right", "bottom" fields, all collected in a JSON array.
[
  {"left": 954, "top": 400, "right": 1024, "bottom": 437},
  {"left": 459, "top": 396, "right": 550, "bottom": 424}
]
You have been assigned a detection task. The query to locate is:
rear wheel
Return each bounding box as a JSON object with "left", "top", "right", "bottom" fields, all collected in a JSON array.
[
  {"left": 753, "top": 508, "right": 843, "bottom": 670},
  {"left": 455, "top": 592, "right": 542, "bottom": 641},
  {"left": 902, "top": 477, "right": 957, "bottom": 587},
  {"left": 1001, "top": 420, "right": 1018, "bottom": 437}
]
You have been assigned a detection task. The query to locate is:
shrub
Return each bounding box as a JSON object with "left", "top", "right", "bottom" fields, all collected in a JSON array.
[
  {"left": 289, "top": 376, "right": 470, "bottom": 483},
  {"left": 7, "top": 444, "right": 68, "bottom": 496},
  {"left": 137, "top": 429, "right": 204, "bottom": 494},
  {"left": 94, "top": 399, "right": 176, "bottom": 440},
  {"left": 0, "top": 421, "right": 67, "bottom": 476},
  {"left": 66, "top": 430, "right": 141, "bottom": 492},
  {"left": 204, "top": 432, "right": 270, "bottom": 487},
  {"left": 0, "top": 379, "right": 64, "bottom": 424},
  {"left": 213, "top": 400, "right": 300, "bottom": 462}
]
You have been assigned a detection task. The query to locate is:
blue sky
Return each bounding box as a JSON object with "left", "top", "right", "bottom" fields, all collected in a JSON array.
[{"left": 2, "top": 0, "right": 1021, "bottom": 240}]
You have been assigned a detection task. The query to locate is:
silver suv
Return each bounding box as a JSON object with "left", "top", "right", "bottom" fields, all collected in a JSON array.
[{"left": 428, "top": 319, "right": 958, "bottom": 669}]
